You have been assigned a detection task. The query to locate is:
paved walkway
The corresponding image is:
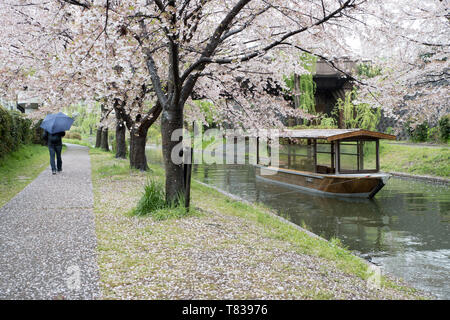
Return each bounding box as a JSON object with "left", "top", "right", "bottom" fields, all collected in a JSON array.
[{"left": 0, "top": 144, "right": 100, "bottom": 299}]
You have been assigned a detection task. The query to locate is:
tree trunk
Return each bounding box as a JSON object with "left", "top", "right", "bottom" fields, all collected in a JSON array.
[
  {"left": 161, "top": 107, "right": 185, "bottom": 204},
  {"left": 95, "top": 126, "right": 102, "bottom": 148},
  {"left": 129, "top": 129, "right": 148, "bottom": 171},
  {"left": 101, "top": 127, "right": 109, "bottom": 151},
  {"left": 293, "top": 74, "right": 301, "bottom": 109},
  {"left": 115, "top": 121, "right": 127, "bottom": 159}
]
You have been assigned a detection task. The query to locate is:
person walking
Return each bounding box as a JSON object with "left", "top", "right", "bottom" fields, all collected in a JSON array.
[{"left": 43, "top": 131, "right": 65, "bottom": 175}]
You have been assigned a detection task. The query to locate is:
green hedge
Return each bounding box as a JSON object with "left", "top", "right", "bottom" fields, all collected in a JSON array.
[
  {"left": 0, "top": 106, "right": 38, "bottom": 159},
  {"left": 30, "top": 119, "right": 47, "bottom": 146},
  {"left": 404, "top": 115, "right": 450, "bottom": 143},
  {"left": 439, "top": 115, "right": 450, "bottom": 142}
]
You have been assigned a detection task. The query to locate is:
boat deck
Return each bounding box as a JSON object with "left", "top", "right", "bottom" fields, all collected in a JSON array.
[{"left": 260, "top": 166, "right": 390, "bottom": 179}]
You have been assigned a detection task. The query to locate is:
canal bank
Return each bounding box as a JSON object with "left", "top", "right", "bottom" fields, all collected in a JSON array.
[
  {"left": 89, "top": 147, "right": 426, "bottom": 299},
  {"left": 379, "top": 141, "right": 449, "bottom": 179},
  {"left": 145, "top": 145, "right": 449, "bottom": 299},
  {"left": 387, "top": 171, "right": 449, "bottom": 184}
]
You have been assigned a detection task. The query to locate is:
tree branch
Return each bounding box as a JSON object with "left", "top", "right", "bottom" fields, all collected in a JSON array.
[
  {"left": 180, "top": 0, "right": 354, "bottom": 85},
  {"left": 140, "top": 101, "right": 163, "bottom": 134},
  {"left": 179, "top": 0, "right": 253, "bottom": 104},
  {"left": 60, "top": 0, "right": 91, "bottom": 9}
]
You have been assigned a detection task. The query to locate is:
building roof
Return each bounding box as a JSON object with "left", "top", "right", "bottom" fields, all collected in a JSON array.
[
  {"left": 279, "top": 129, "right": 396, "bottom": 141},
  {"left": 313, "top": 59, "right": 357, "bottom": 78}
]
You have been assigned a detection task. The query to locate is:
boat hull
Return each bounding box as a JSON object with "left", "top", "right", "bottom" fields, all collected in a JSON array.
[{"left": 255, "top": 166, "right": 390, "bottom": 198}]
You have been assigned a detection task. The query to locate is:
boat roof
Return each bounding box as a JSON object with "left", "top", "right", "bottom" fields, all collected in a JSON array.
[{"left": 279, "top": 129, "right": 396, "bottom": 141}]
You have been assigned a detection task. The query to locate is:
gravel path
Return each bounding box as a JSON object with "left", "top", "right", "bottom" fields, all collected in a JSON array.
[{"left": 0, "top": 144, "right": 100, "bottom": 299}]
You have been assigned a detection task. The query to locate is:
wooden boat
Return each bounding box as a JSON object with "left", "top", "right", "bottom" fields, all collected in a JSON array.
[{"left": 255, "top": 129, "right": 396, "bottom": 198}]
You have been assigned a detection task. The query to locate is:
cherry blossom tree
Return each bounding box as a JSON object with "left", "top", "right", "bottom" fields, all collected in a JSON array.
[
  {"left": 348, "top": 0, "right": 449, "bottom": 131},
  {"left": 0, "top": 0, "right": 162, "bottom": 169},
  {"left": 0, "top": 0, "right": 448, "bottom": 203},
  {"left": 119, "top": 0, "right": 363, "bottom": 202}
]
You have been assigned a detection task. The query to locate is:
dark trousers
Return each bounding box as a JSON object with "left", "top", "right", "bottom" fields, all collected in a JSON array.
[{"left": 49, "top": 144, "right": 63, "bottom": 171}]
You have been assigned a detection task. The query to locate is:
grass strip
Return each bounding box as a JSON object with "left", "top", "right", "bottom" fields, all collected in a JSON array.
[
  {"left": 380, "top": 142, "right": 449, "bottom": 177},
  {"left": 0, "top": 144, "right": 50, "bottom": 207}
]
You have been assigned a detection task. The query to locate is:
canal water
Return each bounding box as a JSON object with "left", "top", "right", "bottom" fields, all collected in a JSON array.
[{"left": 146, "top": 147, "right": 450, "bottom": 299}]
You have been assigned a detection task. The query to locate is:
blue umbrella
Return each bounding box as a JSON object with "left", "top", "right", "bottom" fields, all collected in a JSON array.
[{"left": 40, "top": 112, "right": 74, "bottom": 134}]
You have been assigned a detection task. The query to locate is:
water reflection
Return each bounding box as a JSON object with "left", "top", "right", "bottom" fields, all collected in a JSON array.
[{"left": 147, "top": 146, "right": 450, "bottom": 299}]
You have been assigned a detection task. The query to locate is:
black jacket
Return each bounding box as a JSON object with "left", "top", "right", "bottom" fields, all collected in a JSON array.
[{"left": 43, "top": 131, "right": 65, "bottom": 146}]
